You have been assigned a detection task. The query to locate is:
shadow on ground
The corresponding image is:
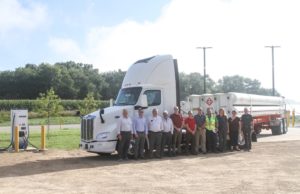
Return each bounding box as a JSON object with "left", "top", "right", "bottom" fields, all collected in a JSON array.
[{"left": 0, "top": 150, "right": 237, "bottom": 178}]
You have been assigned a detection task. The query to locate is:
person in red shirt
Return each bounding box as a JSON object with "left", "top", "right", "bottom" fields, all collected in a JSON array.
[
  {"left": 170, "top": 106, "right": 184, "bottom": 155},
  {"left": 184, "top": 111, "right": 196, "bottom": 155}
]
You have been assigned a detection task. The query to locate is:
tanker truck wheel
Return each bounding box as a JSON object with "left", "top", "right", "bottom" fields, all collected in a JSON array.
[
  {"left": 271, "top": 123, "right": 283, "bottom": 135},
  {"left": 282, "top": 118, "right": 287, "bottom": 134}
]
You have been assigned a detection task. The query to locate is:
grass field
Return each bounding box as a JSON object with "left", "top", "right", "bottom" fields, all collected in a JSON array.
[
  {"left": 0, "top": 128, "right": 80, "bottom": 150},
  {"left": 0, "top": 116, "right": 81, "bottom": 126}
]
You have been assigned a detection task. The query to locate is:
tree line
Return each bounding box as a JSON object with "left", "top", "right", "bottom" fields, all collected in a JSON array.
[{"left": 0, "top": 61, "right": 279, "bottom": 101}]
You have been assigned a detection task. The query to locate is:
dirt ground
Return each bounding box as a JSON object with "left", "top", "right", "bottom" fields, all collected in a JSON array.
[{"left": 0, "top": 128, "right": 300, "bottom": 194}]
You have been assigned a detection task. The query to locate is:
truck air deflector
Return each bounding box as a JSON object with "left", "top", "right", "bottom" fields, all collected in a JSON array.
[
  {"left": 174, "top": 59, "right": 180, "bottom": 108},
  {"left": 134, "top": 56, "right": 155, "bottom": 64}
]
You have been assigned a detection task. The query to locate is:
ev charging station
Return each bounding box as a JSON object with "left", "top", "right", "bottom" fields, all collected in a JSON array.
[{"left": 11, "top": 109, "right": 29, "bottom": 149}]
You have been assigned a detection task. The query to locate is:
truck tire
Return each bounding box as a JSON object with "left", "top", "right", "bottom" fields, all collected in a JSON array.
[
  {"left": 128, "top": 138, "right": 150, "bottom": 158},
  {"left": 282, "top": 119, "right": 288, "bottom": 134},
  {"left": 271, "top": 126, "right": 279, "bottom": 135},
  {"left": 271, "top": 123, "right": 283, "bottom": 135},
  {"left": 127, "top": 140, "right": 135, "bottom": 158}
]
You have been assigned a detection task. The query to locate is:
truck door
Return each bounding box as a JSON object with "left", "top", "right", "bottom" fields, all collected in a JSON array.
[{"left": 143, "top": 89, "right": 163, "bottom": 116}]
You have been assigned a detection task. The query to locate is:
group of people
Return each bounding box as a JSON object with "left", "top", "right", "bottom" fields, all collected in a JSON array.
[{"left": 117, "top": 106, "right": 253, "bottom": 161}]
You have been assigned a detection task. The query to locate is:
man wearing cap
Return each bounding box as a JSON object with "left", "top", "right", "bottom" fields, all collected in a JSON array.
[
  {"left": 194, "top": 107, "right": 206, "bottom": 154},
  {"left": 148, "top": 108, "right": 163, "bottom": 158},
  {"left": 161, "top": 110, "right": 174, "bottom": 157},
  {"left": 170, "top": 106, "right": 183, "bottom": 155},
  {"left": 133, "top": 108, "right": 148, "bottom": 159},
  {"left": 117, "top": 109, "right": 133, "bottom": 160}
]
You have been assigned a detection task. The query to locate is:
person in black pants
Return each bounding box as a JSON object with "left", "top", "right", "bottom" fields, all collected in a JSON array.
[
  {"left": 241, "top": 108, "right": 253, "bottom": 151},
  {"left": 117, "top": 109, "right": 133, "bottom": 160},
  {"left": 217, "top": 108, "right": 228, "bottom": 152},
  {"left": 228, "top": 110, "right": 240, "bottom": 151},
  {"left": 205, "top": 108, "right": 218, "bottom": 153}
]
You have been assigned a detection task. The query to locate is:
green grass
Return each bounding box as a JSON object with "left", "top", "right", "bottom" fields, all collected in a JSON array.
[
  {"left": 0, "top": 116, "right": 80, "bottom": 126},
  {"left": 0, "top": 128, "right": 80, "bottom": 150}
]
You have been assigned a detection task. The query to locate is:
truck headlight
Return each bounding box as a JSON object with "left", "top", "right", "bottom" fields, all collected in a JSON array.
[{"left": 96, "top": 132, "right": 110, "bottom": 140}]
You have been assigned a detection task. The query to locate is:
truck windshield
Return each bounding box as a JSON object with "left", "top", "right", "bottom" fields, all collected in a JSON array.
[{"left": 115, "top": 87, "right": 142, "bottom": 106}]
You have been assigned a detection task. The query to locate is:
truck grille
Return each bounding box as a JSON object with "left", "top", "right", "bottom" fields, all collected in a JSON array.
[{"left": 81, "top": 117, "right": 94, "bottom": 141}]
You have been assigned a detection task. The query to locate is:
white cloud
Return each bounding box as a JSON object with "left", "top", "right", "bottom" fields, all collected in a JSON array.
[
  {"left": 0, "top": 0, "right": 47, "bottom": 34},
  {"left": 48, "top": 37, "right": 83, "bottom": 61},
  {"left": 48, "top": 0, "right": 300, "bottom": 100}
]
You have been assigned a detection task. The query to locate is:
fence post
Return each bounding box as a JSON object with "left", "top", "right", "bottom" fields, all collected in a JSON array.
[{"left": 41, "top": 125, "right": 46, "bottom": 151}]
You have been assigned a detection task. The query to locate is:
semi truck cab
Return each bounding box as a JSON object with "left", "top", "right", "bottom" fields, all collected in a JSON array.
[{"left": 80, "top": 55, "right": 180, "bottom": 154}]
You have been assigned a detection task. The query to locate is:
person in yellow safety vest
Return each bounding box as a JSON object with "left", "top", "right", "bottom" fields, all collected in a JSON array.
[{"left": 206, "top": 108, "right": 218, "bottom": 153}]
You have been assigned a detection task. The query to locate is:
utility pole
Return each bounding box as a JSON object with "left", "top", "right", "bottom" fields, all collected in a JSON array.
[
  {"left": 196, "top": 47, "right": 212, "bottom": 94},
  {"left": 265, "top": 46, "right": 280, "bottom": 96}
]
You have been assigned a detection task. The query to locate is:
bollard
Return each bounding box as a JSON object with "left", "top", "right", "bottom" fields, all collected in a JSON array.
[
  {"left": 14, "top": 126, "right": 19, "bottom": 152},
  {"left": 286, "top": 111, "right": 290, "bottom": 128},
  {"left": 292, "top": 109, "right": 295, "bottom": 128},
  {"left": 41, "top": 125, "right": 46, "bottom": 151}
]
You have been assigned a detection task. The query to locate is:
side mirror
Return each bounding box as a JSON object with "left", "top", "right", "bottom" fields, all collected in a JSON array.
[{"left": 135, "top": 94, "right": 148, "bottom": 110}]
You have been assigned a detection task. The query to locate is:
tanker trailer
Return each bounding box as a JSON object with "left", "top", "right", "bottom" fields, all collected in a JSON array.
[{"left": 188, "top": 92, "right": 287, "bottom": 135}]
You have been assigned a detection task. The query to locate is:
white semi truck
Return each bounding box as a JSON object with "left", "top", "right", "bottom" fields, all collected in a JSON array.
[
  {"left": 79, "top": 55, "right": 287, "bottom": 154},
  {"left": 80, "top": 55, "right": 180, "bottom": 153}
]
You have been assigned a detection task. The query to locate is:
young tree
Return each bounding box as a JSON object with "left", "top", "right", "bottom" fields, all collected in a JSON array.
[
  {"left": 80, "top": 92, "right": 97, "bottom": 116},
  {"left": 36, "top": 88, "right": 63, "bottom": 138}
]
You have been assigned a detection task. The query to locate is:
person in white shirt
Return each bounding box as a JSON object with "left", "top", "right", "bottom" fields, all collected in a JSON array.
[
  {"left": 161, "top": 110, "right": 174, "bottom": 157},
  {"left": 148, "top": 108, "right": 163, "bottom": 159},
  {"left": 117, "top": 109, "right": 133, "bottom": 160}
]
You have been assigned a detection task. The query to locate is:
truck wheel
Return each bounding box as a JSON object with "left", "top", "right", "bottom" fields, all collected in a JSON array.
[
  {"left": 271, "top": 124, "right": 282, "bottom": 135},
  {"left": 282, "top": 119, "right": 288, "bottom": 134},
  {"left": 282, "top": 119, "right": 287, "bottom": 134},
  {"left": 127, "top": 140, "right": 135, "bottom": 158},
  {"left": 271, "top": 127, "right": 278, "bottom": 135}
]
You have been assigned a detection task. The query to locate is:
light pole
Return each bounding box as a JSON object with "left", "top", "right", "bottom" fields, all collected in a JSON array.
[
  {"left": 265, "top": 46, "right": 280, "bottom": 96},
  {"left": 196, "top": 47, "right": 212, "bottom": 94}
]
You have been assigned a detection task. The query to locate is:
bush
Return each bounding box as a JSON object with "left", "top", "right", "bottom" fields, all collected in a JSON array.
[
  {"left": 0, "top": 111, "right": 10, "bottom": 123},
  {"left": 0, "top": 100, "right": 109, "bottom": 111}
]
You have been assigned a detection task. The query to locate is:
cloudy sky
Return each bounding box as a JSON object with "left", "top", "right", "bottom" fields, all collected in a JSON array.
[{"left": 0, "top": 0, "right": 299, "bottom": 101}]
